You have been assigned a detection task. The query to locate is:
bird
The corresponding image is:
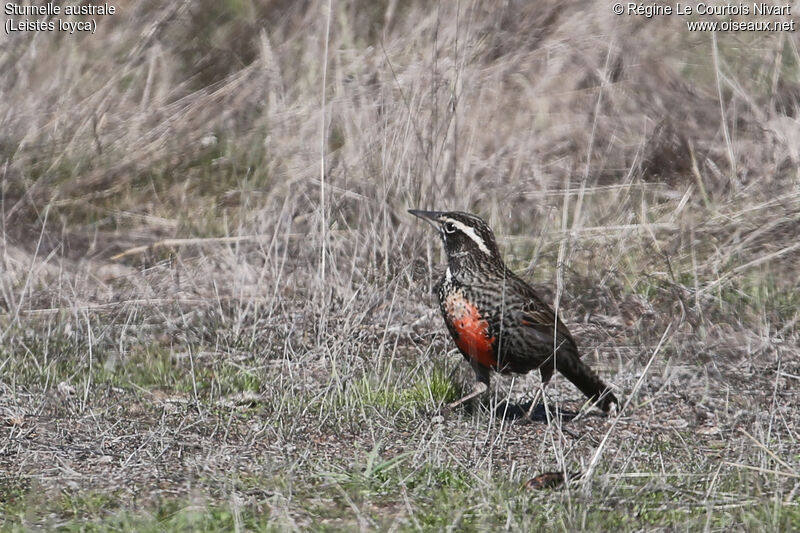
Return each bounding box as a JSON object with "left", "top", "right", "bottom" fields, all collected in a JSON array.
[{"left": 409, "top": 209, "right": 618, "bottom": 414}]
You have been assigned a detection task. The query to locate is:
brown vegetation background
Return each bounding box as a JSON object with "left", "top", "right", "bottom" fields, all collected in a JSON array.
[{"left": 1, "top": 1, "right": 798, "bottom": 530}]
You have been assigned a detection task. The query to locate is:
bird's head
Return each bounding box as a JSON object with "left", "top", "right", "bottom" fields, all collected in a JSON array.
[{"left": 409, "top": 210, "right": 502, "bottom": 267}]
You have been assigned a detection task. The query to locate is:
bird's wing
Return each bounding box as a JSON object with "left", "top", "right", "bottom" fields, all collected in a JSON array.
[{"left": 517, "top": 293, "right": 579, "bottom": 356}]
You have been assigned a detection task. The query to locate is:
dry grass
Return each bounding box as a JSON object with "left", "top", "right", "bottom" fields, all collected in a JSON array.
[{"left": 1, "top": 1, "right": 799, "bottom": 530}]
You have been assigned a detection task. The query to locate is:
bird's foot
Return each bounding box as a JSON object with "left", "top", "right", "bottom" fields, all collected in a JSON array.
[{"left": 434, "top": 403, "right": 453, "bottom": 421}]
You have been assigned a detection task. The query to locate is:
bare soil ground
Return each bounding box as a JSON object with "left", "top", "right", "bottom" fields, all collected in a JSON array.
[{"left": 1, "top": 1, "right": 798, "bottom": 531}]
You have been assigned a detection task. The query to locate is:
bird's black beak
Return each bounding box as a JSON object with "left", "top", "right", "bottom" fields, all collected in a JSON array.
[{"left": 408, "top": 209, "right": 443, "bottom": 231}]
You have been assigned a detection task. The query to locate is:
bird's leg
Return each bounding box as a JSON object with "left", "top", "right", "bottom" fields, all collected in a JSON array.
[
  {"left": 606, "top": 394, "right": 620, "bottom": 416},
  {"left": 522, "top": 360, "right": 554, "bottom": 422},
  {"left": 520, "top": 383, "right": 553, "bottom": 423},
  {"left": 445, "top": 380, "right": 488, "bottom": 411},
  {"left": 444, "top": 365, "right": 490, "bottom": 412},
  {"left": 525, "top": 387, "right": 543, "bottom": 420}
]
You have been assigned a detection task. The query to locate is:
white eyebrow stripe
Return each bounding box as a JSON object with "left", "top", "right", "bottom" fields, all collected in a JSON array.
[{"left": 445, "top": 218, "right": 491, "bottom": 255}]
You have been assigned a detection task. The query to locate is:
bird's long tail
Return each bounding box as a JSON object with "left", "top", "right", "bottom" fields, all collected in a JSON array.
[{"left": 554, "top": 352, "right": 618, "bottom": 412}]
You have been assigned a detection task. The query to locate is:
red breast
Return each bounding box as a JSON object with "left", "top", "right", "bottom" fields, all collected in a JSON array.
[{"left": 444, "top": 292, "right": 497, "bottom": 368}]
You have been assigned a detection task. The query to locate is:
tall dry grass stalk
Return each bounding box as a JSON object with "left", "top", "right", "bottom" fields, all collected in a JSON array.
[{"left": 0, "top": 1, "right": 798, "bottom": 528}]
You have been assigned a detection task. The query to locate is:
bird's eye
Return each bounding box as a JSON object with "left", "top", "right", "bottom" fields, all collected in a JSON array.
[{"left": 443, "top": 222, "right": 457, "bottom": 234}]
